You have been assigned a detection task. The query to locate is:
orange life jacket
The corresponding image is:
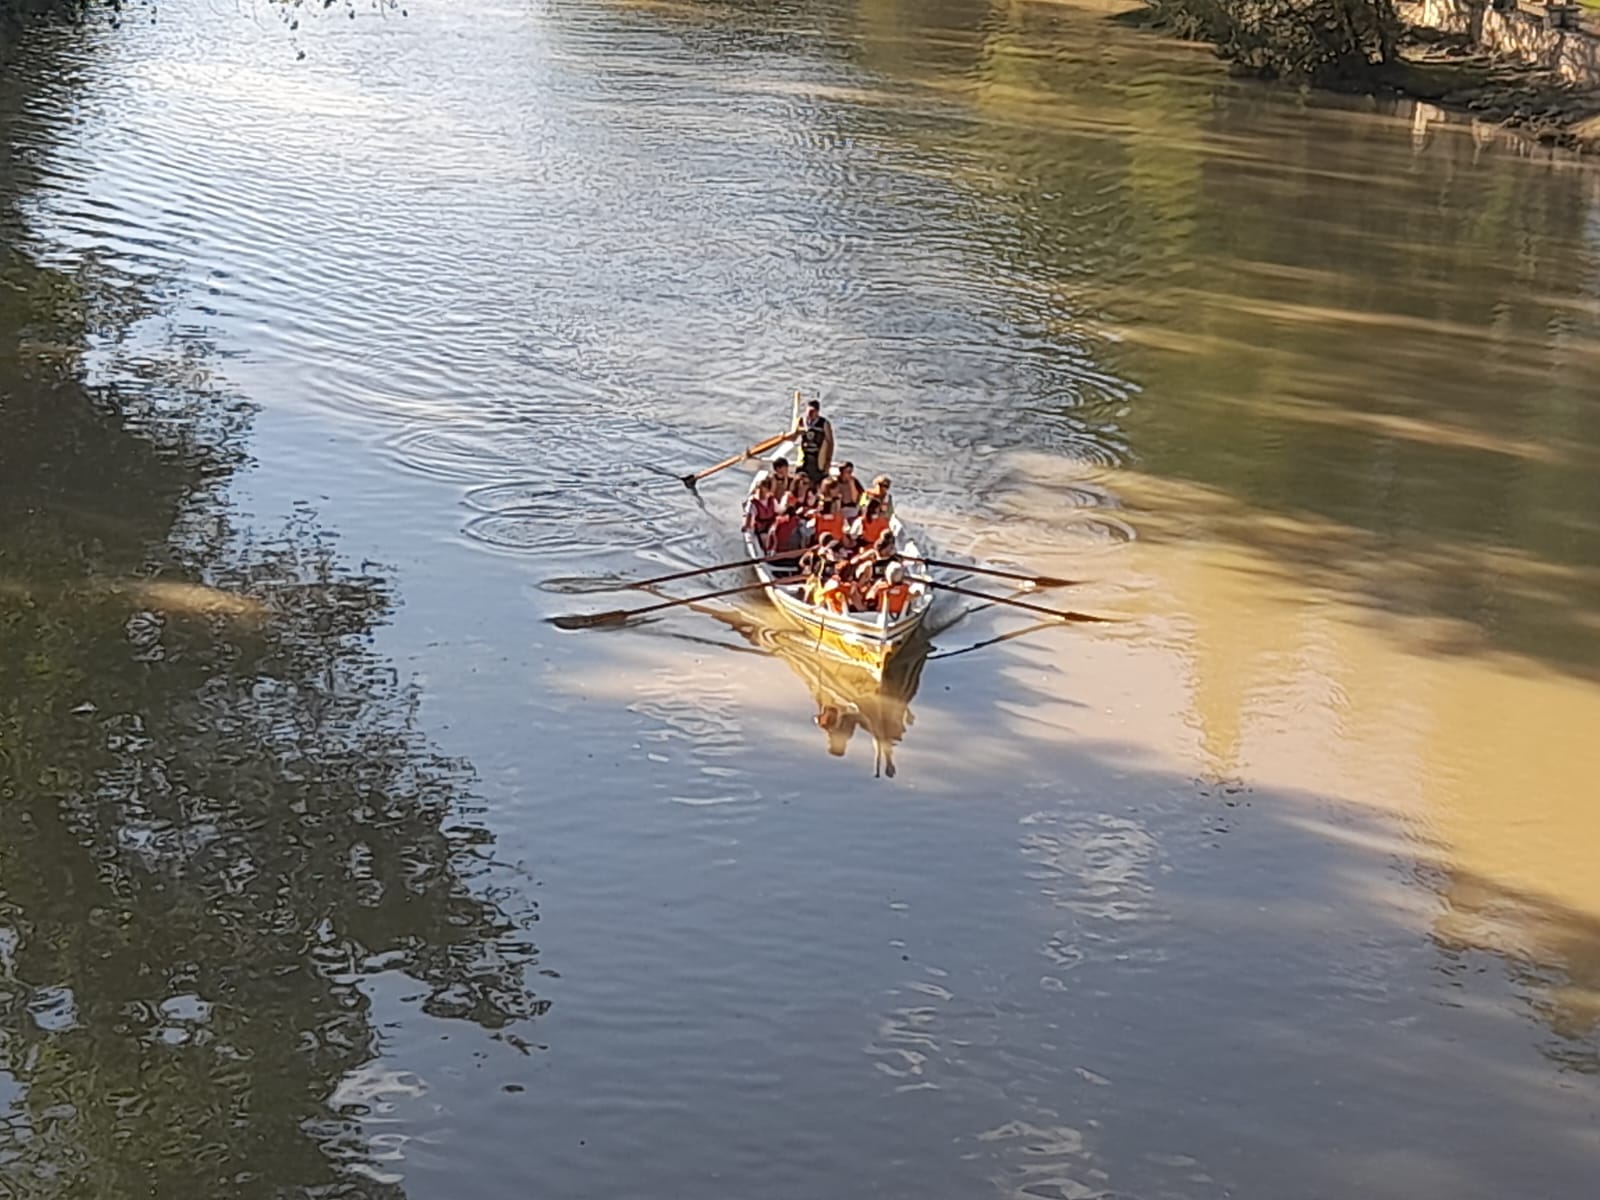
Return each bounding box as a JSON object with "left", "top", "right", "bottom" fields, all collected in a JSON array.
[
  {"left": 856, "top": 515, "right": 888, "bottom": 545},
  {"left": 814, "top": 509, "right": 845, "bottom": 541},
  {"left": 819, "top": 579, "right": 849, "bottom": 614},
  {"left": 875, "top": 581, "right": 911, "bottom": 619}
]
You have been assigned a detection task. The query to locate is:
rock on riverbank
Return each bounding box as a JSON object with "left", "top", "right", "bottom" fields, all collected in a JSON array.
[{"left": 1390, "top": 27, "right": 1600, "bottom": 151}]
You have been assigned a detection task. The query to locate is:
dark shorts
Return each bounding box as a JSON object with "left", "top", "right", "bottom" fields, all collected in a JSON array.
[{"left": 799, "top": 461, "right": 826, "bottom": 485}]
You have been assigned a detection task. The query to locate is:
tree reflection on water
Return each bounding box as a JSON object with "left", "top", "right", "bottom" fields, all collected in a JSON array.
[{"left": 0, "top": 38, "right": 543, "bottom": 1200}]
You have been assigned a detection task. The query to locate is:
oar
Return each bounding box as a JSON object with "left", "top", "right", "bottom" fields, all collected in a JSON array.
[
  {"left": 908, "top": 556, "right": 1082, "bottom": 590},
  {"left": 616, "top": 550, "right": 798, "bottom": 591},
  {"left": 680, "top": 431, "right": 788, "bottom": 490},
  {"left": 927, "top": 580, "right": 1114, "bottom": 624},
  {"left": 550, "top": 579, "right": 776, "bottom": 630}
]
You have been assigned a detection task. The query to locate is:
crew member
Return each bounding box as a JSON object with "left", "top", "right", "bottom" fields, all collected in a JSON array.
[
  {"left": 868, "top": 562, "right": 912, "bottom": 619},
  {"left": 793, "top": 398, "right": 835, "bottom": 486}
]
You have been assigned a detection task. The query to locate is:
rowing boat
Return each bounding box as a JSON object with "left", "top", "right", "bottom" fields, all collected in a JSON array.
[{"left": 742, "top": 437, "right": 934, "bottom": 681}]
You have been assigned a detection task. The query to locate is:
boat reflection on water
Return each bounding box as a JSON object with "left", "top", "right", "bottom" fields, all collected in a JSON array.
[
  {"left": 780, "top": 626, "right": 931, "bottom": 778},
  {"left": 696, "top": 605, "right": 932, "bottom": 778}
]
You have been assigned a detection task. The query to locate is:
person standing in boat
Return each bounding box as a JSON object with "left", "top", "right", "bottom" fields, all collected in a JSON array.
[{"left": 792, "top": 398, "right": 835, "bottom": 486}]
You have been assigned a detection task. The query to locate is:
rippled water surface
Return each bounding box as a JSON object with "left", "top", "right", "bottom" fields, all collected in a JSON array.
[{"left": 3, "top": 0, "right": 1600, "bottom": 1196}]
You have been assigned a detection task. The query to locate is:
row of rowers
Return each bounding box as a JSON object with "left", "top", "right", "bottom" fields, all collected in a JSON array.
[{"left": 742, "top": 456, "right": 908, "bottom": 618}]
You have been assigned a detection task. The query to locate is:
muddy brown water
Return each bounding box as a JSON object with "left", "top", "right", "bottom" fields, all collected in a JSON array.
[{"left": 2, "top": 1, "right": 1598, "bottom": 1196}]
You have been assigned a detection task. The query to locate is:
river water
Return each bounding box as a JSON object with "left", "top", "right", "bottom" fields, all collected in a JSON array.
[{"left": 3, "top": 0, "right": 1599, "bottom": 1196}]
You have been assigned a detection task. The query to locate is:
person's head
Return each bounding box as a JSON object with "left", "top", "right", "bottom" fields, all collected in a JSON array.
[
  {"left": 818, "top": 534, "right": 837, "bottom": 550},
  {"left": 862, "top": 496, "right": 882, "bottom": 519},
  {"left": 837, "top": 461, "right": 854, "bottom": 479},
  {"left": 871, "top": 474, "right": 891, "bottom": 494},
  {"left": 772, "top": 457, "right": 790, "bottom": 476},
  {"left": 875, "top": 529, "right": 895, "bottom": 553},
  {"left": 752, "top": 469, "right": 771, "bottom": 491},
  {"left": 781, "top": 494, "right": 799, "bottom": 515},
  {"left": 885, "top": 562, "right": 906, "bottom": 586}
]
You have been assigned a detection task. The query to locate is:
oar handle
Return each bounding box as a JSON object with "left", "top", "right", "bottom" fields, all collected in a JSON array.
[
  {"left": 915, "top": 556, "right": 1080, "bottom": 589},
  {"left": 626, "top": 578, "right": 774, "bottom": 617},
  {"left": 626, "top": 550, "right": 799, "bottom": 590}
]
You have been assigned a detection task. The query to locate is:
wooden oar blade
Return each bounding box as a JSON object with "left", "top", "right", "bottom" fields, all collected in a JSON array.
[{"left": 548, "top": 609, "right": 634, "bottom": 630}]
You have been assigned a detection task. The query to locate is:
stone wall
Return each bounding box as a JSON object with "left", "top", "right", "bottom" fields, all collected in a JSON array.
[{"left": 1400, "top": 0, "right": 1600, "bottom": 86}]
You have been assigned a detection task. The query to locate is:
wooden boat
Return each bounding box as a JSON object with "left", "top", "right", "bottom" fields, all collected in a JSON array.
[{"left": 742, "top": 437, "right": 934, "bottom": 681}]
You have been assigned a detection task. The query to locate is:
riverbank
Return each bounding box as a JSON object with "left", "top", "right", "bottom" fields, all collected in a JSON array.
[
  {"left": 1390, "top": 24, "right": 1600, "bottom": 150},
  {"left": 1119, "top": 1, "right": 1600, "bottom": 152}
]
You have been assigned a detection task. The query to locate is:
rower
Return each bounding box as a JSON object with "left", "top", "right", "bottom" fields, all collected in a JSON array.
[
  {"left": 867, "top": 562, "right": 912, "bottom": 620},
  {"left": 743, "top": 471, "right": 777, "bottom": 540},
  {"left": 863, "top": 474, "right": 894, "bottom": 520},
  {"left": 848, "top": 560, "right": 875, "bottom": 611},
  {"left": 788, "top": 469, "right": 815, "bottom": 512},
  {"left": 857, "top": 528, "right": 897, "bottom": 581},
  {"left": 813, "top": 491, "right": 846, "bottom": 543},
  {"left": 851, "top": 495, "right": 889, "bottom": 547},
  {"left": 817, "top": 564, "right": 850, "bottom": 614},
  {"left": 833, "top": 461, "right": 863, "bottom": 516},
  {"left": 755, "top": 456, "right": 793, "bottom": 497},
  {"left": 766, "top": 496, "right": 805, "bottom": 572},
  {"left": 798, "top": 534, "right": 838, "bottom": 590},
  {"left": 793, "top": 398, "right": 834, "bottom": 486}
]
